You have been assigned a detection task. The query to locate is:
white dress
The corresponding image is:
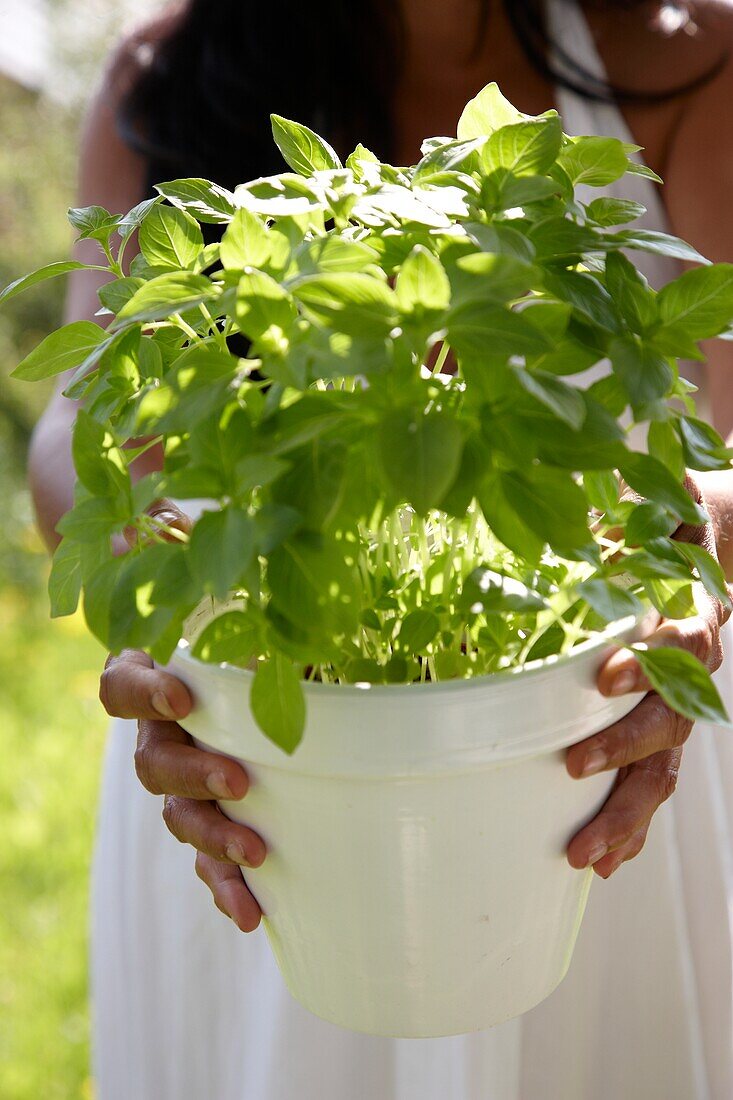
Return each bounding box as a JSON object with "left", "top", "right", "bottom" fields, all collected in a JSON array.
[{"left": 91, "top": 3, "right": 733, "bottom": 1097}]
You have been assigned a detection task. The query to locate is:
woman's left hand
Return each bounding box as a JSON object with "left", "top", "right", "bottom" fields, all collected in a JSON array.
[{"left": 566, "top": 475, "right": 731, "bottom": 879}]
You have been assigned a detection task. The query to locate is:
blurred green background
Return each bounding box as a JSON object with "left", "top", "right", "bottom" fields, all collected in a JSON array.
[{"left": 0, "top": 3, "right": 157, "bottom": 1096}]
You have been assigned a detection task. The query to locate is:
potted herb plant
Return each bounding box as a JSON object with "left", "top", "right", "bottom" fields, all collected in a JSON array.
[{"left": 6, "top": 84, "right": 733, "bottom": 1037}]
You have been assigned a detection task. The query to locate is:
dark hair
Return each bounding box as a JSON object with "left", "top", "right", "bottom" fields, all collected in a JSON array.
[{"left": 118, "top": 0, "right": 726, "bottom": 194}]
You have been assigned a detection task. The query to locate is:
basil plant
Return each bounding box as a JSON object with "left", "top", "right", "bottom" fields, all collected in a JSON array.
[{"left": 6, "top": 84, "right": 733, "bottom": 752}]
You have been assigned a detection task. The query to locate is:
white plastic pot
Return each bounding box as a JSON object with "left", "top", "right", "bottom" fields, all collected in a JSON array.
[{"left": 165, "top": 611, "right": 651, "bottom": 1038}]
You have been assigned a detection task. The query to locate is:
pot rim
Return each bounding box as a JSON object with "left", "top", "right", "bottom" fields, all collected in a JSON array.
[{"left": 172, "top": 606, "right": 657, "bottom": 700}]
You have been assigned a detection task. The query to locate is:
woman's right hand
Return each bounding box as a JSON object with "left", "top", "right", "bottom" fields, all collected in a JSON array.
[{"left": 101, "top": 497, "right": 267, "bottom": 933}]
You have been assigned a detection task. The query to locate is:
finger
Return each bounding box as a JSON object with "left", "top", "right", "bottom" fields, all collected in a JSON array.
[
  {"left": 591, "top": 825, "right": 650, "bottom": 879},
  {"left": 124, "top": 498, "right": 192, "bottom": 548},
  {"left": 100, "top": 649, "right": 193, "bottom": 721},
  {"left": 567, "top": 748, "right": 681, "bottom": 870},
  {"left": 135, "top": 719, "right": 249, "bottom": 801},
  {"left": 163, "top": 796, "right": 266, "bottom": 866},
  {"left": 596, "top": 601, "right": 724, "bottom": 699},
  {"left": 566, "top": 693, "right": 692, "bottom": 777},
  {"left": 195, "top": 852, "right": 262, "bottom": 932}
]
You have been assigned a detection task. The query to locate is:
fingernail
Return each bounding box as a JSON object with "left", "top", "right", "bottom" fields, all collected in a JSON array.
[
  {"left": 581, "top": 748, "right": 608, "bottom": 777},
  {"left": 226, "top": 842, "right": 251, "bottom": 867},
  {"left": 207, "top": 771, "right": 234, "bottom": 800},
  {"left": 152, "top": 691, "right": 178, "bottom": 720},
  {"left": 609, "top": 670, "right": 636, "bottom": 696},
  {"left": 586, "top": 842, "right": 608, "bottom": 867}
]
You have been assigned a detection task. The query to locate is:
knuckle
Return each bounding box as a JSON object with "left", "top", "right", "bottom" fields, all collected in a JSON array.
[
  {"left": 668, "top": 708, "right": 693, "bottom": 749},
  {"left": 161, "top": 795, "right": 186, "bottom": 840},
  {"left": 657, "top": 756, "right": 682, "bottom": 803},
  {"left": 134, "top": 741, "right": 162, "bottom": 795},
  {"left": 689, "top": 621, "right": 713, "bottom": 664}
]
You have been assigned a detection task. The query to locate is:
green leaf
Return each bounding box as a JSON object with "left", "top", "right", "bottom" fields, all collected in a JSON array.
[
  {"left": 267, "top": 530, "right": 360, "bottom": 634},
  {"left": 449, "top": 252, "right": 533, "bottom": 306},
  {"left": 615, "top": 230, "right": 709, "bottom": 267},
  {"left": 56, "top": 497, "right": 126, "bottom": 543},
  {"left": 235, "top": 269, "right": 297, "bottom": 346},
  {"left": 511, "top": 367, "right": 586, "bottom": 429},
  {"left": 292, "top": 273, "right": 398, "bottom": 337},
  {"left": 477, "top": 471, "right": 543, "bottom": 562},
  {"left": 625, "top": 501, "right": 676, "bottom": 544},
  {"left": 98, "top": 277, "right": 146, "bottom": 314},
  {"left": 48, "top": 540, "right": 82, "bottom": 618},
  {"left": 585, "top": 198, "right": 646, "bottom": 226},
  {"left": 270, "top": 114, "right": 342, "bottom": 174},
  {"left": 396, "top": 245, "right": 450, "bottom": 313},
  {"left": 604, "top": 251, "right": 657, "bottom": 334},
  {"left": 250, "top": 653, "right": 305, "bottom": 754},
  {"left": 0, "top": 261, "right": 94, "bottom": 308},
  {"left": 187, "top": 508, "right": 257, "bottom": 600},
  {"left": 448, "top": 302, "right": 551, "bottom": 359},
  {"left": 457, "top": 83, "right": 525, "bottom": 139},
  {"left": 584, "top": 469, "right": 621, "bottom": 513},
  {"left": 115, "top": 272, "right": 217, "bottom": 325},
  {"left": 675, "top": 542, "right": 732, "bottom": 609},
  {"left": 648, "top": 420, "right": 686, "bottom": 481},
  {"left": 542, "top": 270, "right": 622, "bottom": 333},
  {"left": 11, "top": 321, "right": 108, "bottom": 381},
  {"left": 155, "top": 179, "right": 236, "bottom": 224},
  {"left": 609, "top": 336, "right": 674, "bottom": 408},
  {"left": 139, "top": 204, "right": 204, "bottom": 270},
  {"left": 528, "top": 217, "right": 599, "bottom": 261},
  {"left": 657, "top": 263, "right": 733, "bottom": 340},
  {"left": 677, "top": 416, "right": 733, "bottom": 472},
  {"left": 576, "top": 579, "right": 644, "bottom": 622},
  {"left": 72, "top": 410, "right": 130, "bottom": 499},
  {"left": 220, "top": 209, "right": 272, "bottom": 270},
  {"left": 618, "top": 453, "right": 708, "bottom": 525},
  {"left": 482, "top": 116, "right": 562, "bottom": 176},
  {"left": 396, "top": 610, "right": 441, "bottom": 652},
  {"left": 107, "top": 545, "right": 184, "bottom": 651},
  {"left": 67, "top": 205, "right": 121, "bottom": 244},
  {"left": 117, "top": 197, "right": 162, "bottom": 246},
  {"left": 192, "top": 611, "right": 259, "bottom": 665},
  {"left": 633, "top": 646, "right": 731, "bottom": 726},
  {"left": 504, "top": 466, "right": 591, "bottom": 553},
  {"left": 558, "top": 136, "right": 628, "bottom": 187},
  {"left": 378, "top": 410, "right": 464, "bottom": 514}
]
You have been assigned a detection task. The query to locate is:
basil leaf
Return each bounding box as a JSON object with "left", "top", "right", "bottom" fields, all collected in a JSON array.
[
  {"left": 115, "top": 272, "right": 217, "bottom": 325},
  {"left": 12, "top": 321, "right": 108, "bottom": 381},
  {"left": 250, "top": 654, "right": 305, "bottom": 754},
  {"left": 48, "top": 540, "right": 82, "bottom": 618},
  {"left": 192, "top": 611, "right": 259, "bottom": 665},
  {"left": 187, "top": 508, "right": 257, "bottom": 600},
  {"left": 155, "top": 179, "right": 236, "bottom": 224},
  {"left": 634, "top": 646, "right": 731, "bottom": 727},
  {"left": 457, "top": 82, "right": 525, "bottom": 139},
  {"left": 378, "top": 410, "right": 464, "bottom": 514},
  {"left": 657, "top": 263, "right": 733, "bottom": 340},
  {"left": 139, "top": 205, "right": 204, "bottom": 270},
  {"left": 270, "top": 114, "right": 342, "bottom": 174},
  {"left": 0, "top": 261, "right": 94, "bottom": 307}
]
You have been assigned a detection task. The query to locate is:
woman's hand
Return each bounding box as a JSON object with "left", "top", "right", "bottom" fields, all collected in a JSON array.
[
  {"left": 100, "top": 649, "right": 266, "bottom": 931},
  {"left": 566, "top": 475, "right": 730, "bottom": 879},
  {"left": 102, "top": 497, "right": 266, "bottom": 932}
]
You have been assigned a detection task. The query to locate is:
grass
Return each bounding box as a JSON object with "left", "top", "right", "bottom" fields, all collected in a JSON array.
[{"left": 0, "top": 565, "right": 106, "bottom": 1100}]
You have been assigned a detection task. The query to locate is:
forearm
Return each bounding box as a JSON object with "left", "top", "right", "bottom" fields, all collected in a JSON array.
[{"left": 28, "top": 394, "right": 77, "bottom": 552}]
